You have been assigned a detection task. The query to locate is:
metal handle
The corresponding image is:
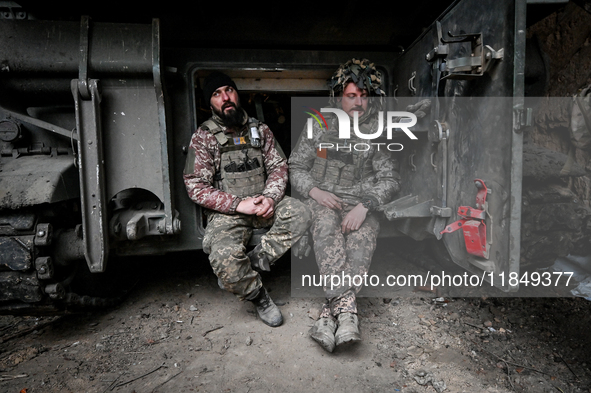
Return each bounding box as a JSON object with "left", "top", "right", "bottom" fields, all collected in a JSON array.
[{"left": 408, "top": 72, "right": 416, "bottom": 95}]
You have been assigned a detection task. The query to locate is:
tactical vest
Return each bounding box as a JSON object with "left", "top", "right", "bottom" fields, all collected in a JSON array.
[
  {"left": 310, "top": 117, "right": 376, "bottom": 197},
  {"left": 202, "top": 118, "right": 266, "bottom": 198}
]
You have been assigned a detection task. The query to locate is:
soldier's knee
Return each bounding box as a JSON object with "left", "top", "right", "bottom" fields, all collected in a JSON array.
[
  {"left": 208, "top": 243, "right": 245, "bottom": 267},
  {"left": 293, "top": 199, "right": 312, "bottom": 228},
  {"left": 280, "top": 199, "right": 313, "bottom": 236}
]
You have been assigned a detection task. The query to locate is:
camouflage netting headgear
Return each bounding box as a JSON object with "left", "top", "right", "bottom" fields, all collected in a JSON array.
[{"left": 328, "top": 58, "right": 385, "bottom": 99}]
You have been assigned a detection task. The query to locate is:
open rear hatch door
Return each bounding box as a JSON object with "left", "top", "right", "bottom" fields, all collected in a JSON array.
[{"left": 386, "top": 0, "right": 527, "bottom": 292}]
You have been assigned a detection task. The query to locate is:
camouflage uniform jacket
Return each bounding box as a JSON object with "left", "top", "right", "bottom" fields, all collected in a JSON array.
[
  {"left": 289, "top": 114, "right": 400, "bottom": 206},
  {"left": 184, "top": 111, "right": 288, "bottom": 214}
]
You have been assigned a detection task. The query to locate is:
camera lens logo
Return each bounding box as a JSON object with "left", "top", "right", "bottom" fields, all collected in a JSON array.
[{"left": 303, "top": 106, "right": 328, "bottom": 131}]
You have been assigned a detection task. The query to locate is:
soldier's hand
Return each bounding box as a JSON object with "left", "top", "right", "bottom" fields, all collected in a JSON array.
[
  {"left": 309, "top": 187, "right": 342, "bottom": 210},
  {"left": 236, "top": 197, "right": 263, "bottom": 215},
  {"left": 254, "top": 196, "right": 275, "bottom": 218},
  {"left": 341, "top": 203, "right": 368, "bottom": 234}
]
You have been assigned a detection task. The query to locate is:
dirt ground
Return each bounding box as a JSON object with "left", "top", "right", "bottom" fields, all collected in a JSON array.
[
  {"left": 1, "top": 240, "right": 591, "bottom": 393},
  {"left": 1, "top": 2, "right": 591, "bottom": 393}
]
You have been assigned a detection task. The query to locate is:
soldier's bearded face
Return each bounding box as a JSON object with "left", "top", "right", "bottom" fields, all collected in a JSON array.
[
  {"left": 210, "top": 85, "right": 243, "bottom": 127},
  {"left": 339, "top": 82, "right": 369, "bottom": 118}
]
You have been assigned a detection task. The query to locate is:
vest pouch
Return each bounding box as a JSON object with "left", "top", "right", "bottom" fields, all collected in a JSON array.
[
  {"left": 339, "top": 164, "right": 356, "bottom": 187},
  {"left": 222, "top": 166, "right": 266, "bottom": 198},
  {"left": 324, "top": 160, "right": 345, "bottom": 185},
  {"left": 311, "top": 156, "right": 328, "bottom": 181}
]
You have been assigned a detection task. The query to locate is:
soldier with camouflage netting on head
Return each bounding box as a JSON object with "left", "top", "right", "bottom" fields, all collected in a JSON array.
[
  {"left": 184, "top": 71, "right": 311, "bottom": 328},
  {"left": 328, "top": 58, "right": 386, "bottom": 104},
  {"left": 289, "top": 59, "right": 401, "bottom": 352}
]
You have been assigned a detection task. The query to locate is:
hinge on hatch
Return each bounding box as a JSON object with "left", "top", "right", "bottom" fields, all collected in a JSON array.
[
  {"left": 440, "top": 179, "right": 490, "bottom": 259},
  {"left": 426, "top": 21, "right": 504, "bottom": 80},
  {"left": 514, "top": 107, "right": 533, "bottom": 133}
]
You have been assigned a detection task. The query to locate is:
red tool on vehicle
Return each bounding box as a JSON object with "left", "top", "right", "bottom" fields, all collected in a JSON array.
[{"left": 440, "top": 179, "right": 489, "bottom": 259}]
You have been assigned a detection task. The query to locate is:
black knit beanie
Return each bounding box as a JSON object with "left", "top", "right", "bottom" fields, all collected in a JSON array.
[{"left": 202, "top": 71, "right": 238, "bottom": 103}]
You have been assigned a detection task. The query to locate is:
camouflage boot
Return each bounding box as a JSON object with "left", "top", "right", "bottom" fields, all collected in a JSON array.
[
  {"left": 249, "top": 287, "right": 283, "bottom": 327},
  {"left": 309, "top": 317, "right": 337, "bottom": 353},
  {"left": 247, "top": 244, "right": 271, "bottom": 272},
  {"left": 335, "top": 312, "right": 361, "bottom": 346}
]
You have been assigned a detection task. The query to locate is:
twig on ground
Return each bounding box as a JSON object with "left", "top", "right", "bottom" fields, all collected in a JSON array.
[
  {"left": 463, "top": 321, "right": 483, "bottom": 330},
  {"left": 481, "top": 348, "right": 551, "bottom": 376},
  {"left": 556, "top": 352, "right": 578, "bottom": 379},
  {"left": 0, "top": 317, "right": 61, "bottom": 344},
  {"left": 202, "top": 325, "right": 223, "bottom": 337},
  {"left": 501, "top": 359, "right": 514, "bottom": 391},
  {"left": 0, "top": 374, "right": 28, "bottom": 382},
  {"left": 102, "top": 373, "right": 122, "bottom": 393},
  {"left": 151, "top": 369, "right": 183, "bottom": 392},
  {"left": 112, "top": 363, "right": 166, "bottom": 390}
]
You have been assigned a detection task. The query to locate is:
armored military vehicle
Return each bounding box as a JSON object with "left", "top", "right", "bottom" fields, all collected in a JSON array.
[{"left": 0, "top": 0, "right": 585, "bottom": 312}]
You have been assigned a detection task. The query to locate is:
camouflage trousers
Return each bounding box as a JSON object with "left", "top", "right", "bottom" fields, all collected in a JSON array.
[
  {"left": 305, "top": 199, "right": 380, "bottom": 319},
  {"left": 203, "top": 196, "right": 311, "bottom": 300}
]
